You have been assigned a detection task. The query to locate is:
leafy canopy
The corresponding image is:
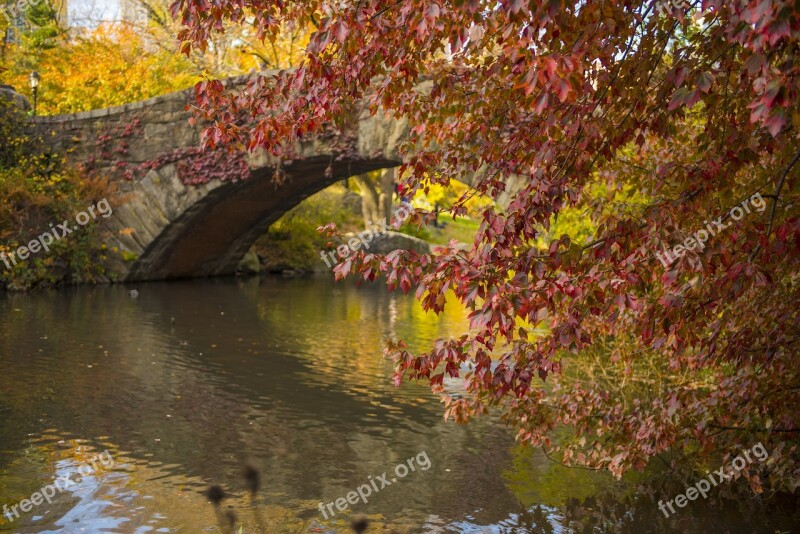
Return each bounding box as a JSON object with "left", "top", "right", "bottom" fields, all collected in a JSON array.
[{"left": 173, "top": 0, "right": 800, "bottom": 490}]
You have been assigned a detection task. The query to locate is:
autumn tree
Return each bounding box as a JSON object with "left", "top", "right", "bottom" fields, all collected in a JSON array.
[
  {"left": 173, "top": 0, "right": 800, "bottom": 491},
  {"left": 0, "top": 24, "right": 197, "bottom": 114},
  {"left": 0, "top": 0, "right": 65, "bottom": 64}
]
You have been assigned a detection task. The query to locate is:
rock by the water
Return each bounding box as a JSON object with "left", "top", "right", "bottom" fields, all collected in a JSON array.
[
  {"left": 351, "top": 230, "right": 431, "bottom": 255},
  {"left": 236, "top": 249, "right": 261, "bottom": 275}
]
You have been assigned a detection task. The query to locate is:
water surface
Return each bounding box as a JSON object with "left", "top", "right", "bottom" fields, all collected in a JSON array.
[{"left": 0, "top": 278, "right": 797, "bottom": 533}]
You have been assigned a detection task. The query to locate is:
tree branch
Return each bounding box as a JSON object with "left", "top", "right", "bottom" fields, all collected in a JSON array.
[{"left": 765, "top": 147, "right": 800, "bottom": 241}]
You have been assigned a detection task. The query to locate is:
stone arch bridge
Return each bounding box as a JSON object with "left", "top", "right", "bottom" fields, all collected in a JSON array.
[{"left": 30, "top": 75, "right": 512, "bottom": 282}]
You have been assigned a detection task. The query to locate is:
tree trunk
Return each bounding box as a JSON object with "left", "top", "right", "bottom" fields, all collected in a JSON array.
[
  {"left": 353, "top": 174, "right": 381, "bottom": 227},
  {"left": 379, "top": 167, "right": 395, "bottom": 225}
]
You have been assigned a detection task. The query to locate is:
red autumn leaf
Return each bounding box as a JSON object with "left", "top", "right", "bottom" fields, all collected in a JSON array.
[
  {"left": 765, "top": 110, "right": 786, "bottom": 137},
  {"left": 534, "top": 92, "right": 549, "bottom": 114},
  {"left": 697, "top": 71, "right": 714, "bottom": 94},
  {"left": 333, "top": 21, "right": 349, "bottom": 43}
]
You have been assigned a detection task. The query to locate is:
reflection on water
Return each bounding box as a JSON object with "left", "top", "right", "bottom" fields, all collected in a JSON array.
[{"left": 0, "top": 277, "right": 797, "bottom": 533}]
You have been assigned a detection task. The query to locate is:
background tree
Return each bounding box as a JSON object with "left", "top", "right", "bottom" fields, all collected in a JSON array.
[
  {"left": 1, "top": 0, "right": 65, "bottom": 65},
  {"left": 1, "top": 24, "right": 197, "bottom": 113},
  {"left": 0, "top": 0, "right": 312, "bottom": 114}
]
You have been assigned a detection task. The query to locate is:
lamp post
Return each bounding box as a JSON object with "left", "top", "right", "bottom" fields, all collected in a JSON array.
[{"left": 29, "top": 71, "right": 40, "bottom": 115}]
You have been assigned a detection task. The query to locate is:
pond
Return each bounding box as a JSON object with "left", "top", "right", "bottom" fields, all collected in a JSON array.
[{"left": 0, "top": 277, "right": 797, "bottom": 533}]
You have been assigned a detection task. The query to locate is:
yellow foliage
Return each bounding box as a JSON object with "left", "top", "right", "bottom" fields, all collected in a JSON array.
[{"left": 2, "top": 25, "right": 197, "bottom": 114}]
